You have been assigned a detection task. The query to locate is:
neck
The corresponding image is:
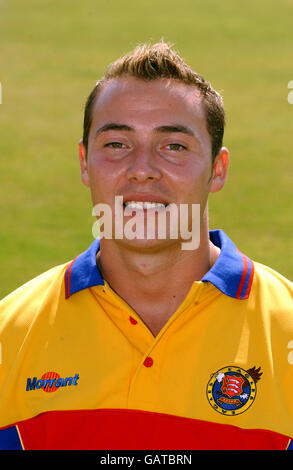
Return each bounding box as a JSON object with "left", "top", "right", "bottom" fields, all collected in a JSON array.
[{"left": 96, "top": 221, "right": 220, "bottom": 335}]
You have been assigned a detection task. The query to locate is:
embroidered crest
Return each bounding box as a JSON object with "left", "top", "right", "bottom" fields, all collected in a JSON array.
[{"left": 206, "top": 366, "right": 262, "bottom": 416}]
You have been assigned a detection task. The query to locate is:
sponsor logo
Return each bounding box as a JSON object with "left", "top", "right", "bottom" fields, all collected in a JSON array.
[
  {"left": 26, "top": 371, "right": 79, "bottom": 393},
  {"left": 206, "top": 366, "right": 262, "bottom": 416}
]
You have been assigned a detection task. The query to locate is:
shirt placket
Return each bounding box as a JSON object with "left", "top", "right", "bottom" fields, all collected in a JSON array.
[
  {"left": 95, "top": 280, "right": 211, "bottom": 410},
  {"left": 126, "top": 282, "right": 208, "bottom": 408}
]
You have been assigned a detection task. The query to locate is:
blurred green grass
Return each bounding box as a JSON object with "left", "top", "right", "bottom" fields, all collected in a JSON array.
[{"left": 0, "top": 0, "right": 292, "bottom": 298}]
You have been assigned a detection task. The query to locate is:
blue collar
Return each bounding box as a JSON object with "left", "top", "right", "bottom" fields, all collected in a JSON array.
[{"left": 64, "top": 230, "right": 254, "bottom": 300}]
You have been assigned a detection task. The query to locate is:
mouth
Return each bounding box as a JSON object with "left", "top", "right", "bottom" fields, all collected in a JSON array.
[
  {"left": 123, "top": 201, "right": 168, "bottom": 210},
  {"left": 122, "top": 193, "right": 170, "bottom": 211}
]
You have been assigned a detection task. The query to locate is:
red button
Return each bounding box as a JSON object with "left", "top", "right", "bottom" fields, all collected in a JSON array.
[
  {"left": 129, "top": 316, "right": 137, "bottom": 325},
  {"left": 143, "top": 356, "right": 153, "bottom": 368}
]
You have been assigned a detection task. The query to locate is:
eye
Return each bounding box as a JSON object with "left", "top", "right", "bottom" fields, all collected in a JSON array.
[
  {"left": 104, "top": 142, "right": 126, "bottom": 149},
  {"left": 166, "top": 143, "right": 187, "bottom": 151}
]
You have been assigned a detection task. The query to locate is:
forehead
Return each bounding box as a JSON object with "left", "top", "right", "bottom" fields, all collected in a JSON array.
[{"left": 91, "top": 77, "right": 206, "bottom": 125}]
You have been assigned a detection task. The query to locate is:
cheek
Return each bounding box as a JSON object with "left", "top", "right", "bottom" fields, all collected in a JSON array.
[
  {"left": 167, "top": 160, "right": 211, "bottom": 199},
  {"left": 88, "top": 158, "right": 123, "bottom": 203}
]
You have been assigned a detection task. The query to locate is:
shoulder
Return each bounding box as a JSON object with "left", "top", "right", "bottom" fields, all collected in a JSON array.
[
  {"left": 253, "top": 262, "right": 293, "bottom": 297},
  {"left": 250, "top": 261, "right": 293, "bottom": 319},
  {"left": 0, "top": 262, "right": 70, "bottom": 331}
]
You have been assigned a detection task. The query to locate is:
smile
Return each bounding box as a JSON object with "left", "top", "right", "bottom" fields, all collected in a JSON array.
[{"left": 123, "top": 201, "right": 168, "bottom": 209}]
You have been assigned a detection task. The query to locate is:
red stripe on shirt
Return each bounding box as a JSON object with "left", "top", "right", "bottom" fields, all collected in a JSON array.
[
  {"left": 242, "top": 259, "right": 255, "bottom": 299},
  {"left": 3, "top": 409, "right": 291, "bottom": 450},
  {"left": 236, "top": 253, "right": 248, "bottom": 299},
  {"left": 64, "top": 257, "right": 77, "bottom": 299}
]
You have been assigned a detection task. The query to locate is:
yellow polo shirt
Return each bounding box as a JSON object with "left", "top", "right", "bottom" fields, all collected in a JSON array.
[{"left": 0, "top": 230, "right": 293, "bottom": 450}]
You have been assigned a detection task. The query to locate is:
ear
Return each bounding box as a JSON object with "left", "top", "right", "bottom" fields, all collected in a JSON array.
[
  {"left": 209, "top": 147, "right": 230, "bottom": 194},
  {"left": 78, "top": 140, "right": 90, "bottom": 187}
]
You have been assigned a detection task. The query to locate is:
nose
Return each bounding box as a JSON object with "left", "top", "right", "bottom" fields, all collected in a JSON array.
[{"left": 126, "top": 146, "right": 162, "bottom": 183}]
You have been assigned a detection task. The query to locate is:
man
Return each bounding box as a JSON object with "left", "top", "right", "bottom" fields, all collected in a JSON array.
[{"left": 0, "top": 41, "right": 292, "bottom": 450}]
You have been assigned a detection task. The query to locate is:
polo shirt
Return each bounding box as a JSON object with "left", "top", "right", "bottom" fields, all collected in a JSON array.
[{"left": 0, "top": 229, "right": 292, "bottom": 450}]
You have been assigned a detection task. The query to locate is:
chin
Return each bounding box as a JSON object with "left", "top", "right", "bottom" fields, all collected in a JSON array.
[{"left": 113, "top": 236, "right": 180, "bottom": 253}]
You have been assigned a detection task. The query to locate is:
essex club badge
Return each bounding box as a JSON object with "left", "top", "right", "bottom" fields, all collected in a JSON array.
[{"left": 206, "top": 366, "right": 262, "bottom": 416}]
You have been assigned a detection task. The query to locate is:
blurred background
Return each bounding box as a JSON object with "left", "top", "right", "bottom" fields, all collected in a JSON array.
[{"left": 0, "top": 0, "right": 292, "bottom": 298}]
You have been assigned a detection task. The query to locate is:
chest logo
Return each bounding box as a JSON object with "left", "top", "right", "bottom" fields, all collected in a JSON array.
[
  {"left": 206, "top": 366, "right": 262, "bottom": 416},
  {"left": 26, "top": 371, "right": 79, "bottom": 393}
]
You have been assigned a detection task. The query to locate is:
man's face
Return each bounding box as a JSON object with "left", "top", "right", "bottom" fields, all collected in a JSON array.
[{"left": 79, "top": 77, "right": 228, "bottom": 249}]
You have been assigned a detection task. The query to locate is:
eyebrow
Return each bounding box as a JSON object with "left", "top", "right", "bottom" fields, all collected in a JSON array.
[
  {"left": 95, "top": 123, "right": 134, "bottom": 137},
  {"left": 155, "top": 125, "right": 195, "bottom": 137},
  {"left": 95, "top": 123, "right": 195, "bottom": 138}
]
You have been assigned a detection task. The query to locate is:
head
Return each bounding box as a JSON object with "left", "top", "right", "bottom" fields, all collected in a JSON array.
[{"left": 79, "top": 41, "right": 229, "bottom": 251}]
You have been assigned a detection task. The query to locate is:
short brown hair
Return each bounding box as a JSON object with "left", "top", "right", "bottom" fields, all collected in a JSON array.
[{"left": 83, "top": 41, "right": 225, "bottom": 161}]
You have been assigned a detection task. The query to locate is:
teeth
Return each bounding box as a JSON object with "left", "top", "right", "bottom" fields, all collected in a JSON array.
[{"left": 124, "top": 201, "right": 166, "bottom": 209}]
